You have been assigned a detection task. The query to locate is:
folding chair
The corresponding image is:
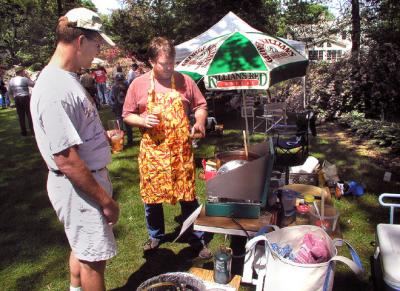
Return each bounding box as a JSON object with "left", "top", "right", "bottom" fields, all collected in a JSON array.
[
  {"left": 373, "top": 193, "right": 400, "bottom": 291},
  {"left": 254, "top": 101, "right": 287, "bottom": 134},
  {"left": 274, "top": 127, "right": 309, "bottom": 185},
  {"left": 241, "top": 96, "right": 256, "bottom": 133}
]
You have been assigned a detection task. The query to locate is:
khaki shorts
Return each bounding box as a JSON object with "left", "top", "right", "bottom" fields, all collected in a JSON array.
[{"left": 47, "top": 169, "right": 117, "bottom": 261}]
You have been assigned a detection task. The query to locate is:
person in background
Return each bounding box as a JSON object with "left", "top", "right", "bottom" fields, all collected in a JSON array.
[
  {"left": 113, "top": 64, "right": 125, "bottom": 81},
  {"left": 92, "top": 64, "right": 108, "bottom": 105},
  {"left": 80, "top": 68, "right": 100, "bottom": 109},
  {"left": 8, "top": 67, "right": 35, "bottom": 136},
  {"left": 30, "top": 7, "right": 120, "bottom": 291},
  {"left": 0, "top": 67, "right": 8, "bottom": 109},
  {"left": 110, "top": 72, "right": 133, "bottom": 146},
  {"left": 127, "top": 63, "right": 138, "bottom": 85},
  {"left": 123, "top": 37, "right": 212, "bottom": 258}
]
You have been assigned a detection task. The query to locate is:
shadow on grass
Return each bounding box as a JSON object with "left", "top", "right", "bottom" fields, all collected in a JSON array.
[{"left": 0, "top": 109, "right": 70, "bottom": 289}]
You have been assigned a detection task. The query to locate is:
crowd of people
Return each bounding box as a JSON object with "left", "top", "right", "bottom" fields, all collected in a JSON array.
[{"left": 2, "top": 7, "right": 212, "bottom": 291}]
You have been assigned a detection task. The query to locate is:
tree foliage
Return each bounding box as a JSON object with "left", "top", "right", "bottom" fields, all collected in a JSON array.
[
  {"left": 303, "top": 0, "right": 400, "bottom": 122},
  {"left": 107, "top": 0, "right": 283, "bottom": 60},
  {"left": 0, "top": 0, "right": 96, "bottom": 68}
]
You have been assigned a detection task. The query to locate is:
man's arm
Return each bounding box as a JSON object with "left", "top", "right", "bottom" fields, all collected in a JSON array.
[
  {"left": 54, "top": 146, "right": 119, "bottom": 225},
  {"left": 192, "top": 108, "right": 208, "bottom": 137}
]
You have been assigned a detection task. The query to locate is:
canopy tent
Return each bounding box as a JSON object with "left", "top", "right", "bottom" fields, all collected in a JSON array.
[
  {"left": 175, "top": 11, "right": 306, "bottom": 63},
  {"left": 176, "top": 31, "right": 309, "bottom": 142}
]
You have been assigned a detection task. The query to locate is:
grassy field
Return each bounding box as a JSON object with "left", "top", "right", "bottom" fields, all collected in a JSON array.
[{"left": 0, "top": 106, "right": 399, "bottom": 290}]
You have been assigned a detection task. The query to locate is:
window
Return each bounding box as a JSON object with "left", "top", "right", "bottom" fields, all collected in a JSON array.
[
  {"left": 309, "top": 50, "right": 318, "bottom": 60},
  {"left": 327, "top": 50, "right": 333, "bottom": 60},
  {"left": 327, "top": 50, "right": 343, "bottom": 61},
  {"left": 341, "top": 31, "right": 347, "bottom": 40},
  {"left": 327, "top": 42, "right": 332, "bottom": 47},
  {"left": 308, "top": 50, "right": 324, "bottom": 61},
  {"left": 317, "top": 50, "right": 324, "bottom": 60}
]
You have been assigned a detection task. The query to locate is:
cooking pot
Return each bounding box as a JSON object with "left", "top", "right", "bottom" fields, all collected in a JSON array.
[{"left": 215, "top": 150, "right": 260, "bottom": 165}]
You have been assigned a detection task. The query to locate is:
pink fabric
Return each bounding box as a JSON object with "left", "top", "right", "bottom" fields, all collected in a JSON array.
[
  {"left": 295, "top": 233, "right": 330, "bottom": 264},
  {"left": 122, "top": 71, "right": 207, "bottom": 118}
]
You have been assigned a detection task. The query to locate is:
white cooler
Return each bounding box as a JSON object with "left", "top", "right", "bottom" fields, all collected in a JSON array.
[{"left": 374, "top": 193, "right": 400, "bottom": 290}]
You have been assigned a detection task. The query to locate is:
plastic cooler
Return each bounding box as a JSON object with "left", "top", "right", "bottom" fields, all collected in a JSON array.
[{"left": 373, "top": 193, "right": 400, "bottom": 291}]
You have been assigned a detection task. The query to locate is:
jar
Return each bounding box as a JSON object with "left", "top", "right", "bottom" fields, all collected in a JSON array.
[
  {"left": 296, "top": 204, "right": 310, "bottom": 225},
  {"left": 304, "top": 194, "right": 315, "bottom": 205}
]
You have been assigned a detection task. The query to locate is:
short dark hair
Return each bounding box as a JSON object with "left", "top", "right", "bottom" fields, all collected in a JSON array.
[
  {"left": 146, "top": 37, "right": 175, "bottom": 61},
  {"left": 56, "top": 16, "right": 99, "bottom": 44}
]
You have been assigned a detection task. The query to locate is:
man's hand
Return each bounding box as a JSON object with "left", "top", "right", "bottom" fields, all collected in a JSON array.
[
  {"left": 143, "top": 114, "right": 160, "bottom": 128},
  {"left": 191, "top": 121, "right": 206, "bottom": 138},
  {"left": 106, "top": 129, "right": 124, "bottom": 142},
  {"left": 102, "top": 198, "right": 120, "bottom": 226}
]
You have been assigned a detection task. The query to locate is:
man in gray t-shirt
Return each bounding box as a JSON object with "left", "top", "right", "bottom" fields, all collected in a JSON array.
[
  {"left": 30, "top": 7, "right": 120, "bottom": 291},
  {"left": 8, "top": 68, "right": 35, "bottom": 136}
]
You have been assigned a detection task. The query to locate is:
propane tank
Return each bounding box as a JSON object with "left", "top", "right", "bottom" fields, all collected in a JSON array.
[{"left": 213, "top": 245, "right": 232, "bottom": 284}]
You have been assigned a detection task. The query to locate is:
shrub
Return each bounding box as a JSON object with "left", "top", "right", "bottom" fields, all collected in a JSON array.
[{"left": 338, "top": 111, "right": 400, "bottom": 153}]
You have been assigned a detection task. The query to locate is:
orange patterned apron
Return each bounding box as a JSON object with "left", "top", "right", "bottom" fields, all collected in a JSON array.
[{"left": 138, "top": 71, "right": 195, "bottom": 204}]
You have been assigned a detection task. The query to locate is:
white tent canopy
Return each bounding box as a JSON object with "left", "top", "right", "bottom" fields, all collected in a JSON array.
[{"left": 175, "top": 11, "right": 306, "bottom": 63}]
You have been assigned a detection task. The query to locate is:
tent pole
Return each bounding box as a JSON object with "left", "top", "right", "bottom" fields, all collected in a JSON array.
[
  {"left": 303, "top": 76, "right": 306, "bottom": 109},
  {"left": 241, "top": 90, "right": 250, "bottom": 145}
]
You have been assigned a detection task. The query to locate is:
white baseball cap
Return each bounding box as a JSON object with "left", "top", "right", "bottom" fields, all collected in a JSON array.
[{"left": 65, "top": 7, "right": 115, "bottom": 46}]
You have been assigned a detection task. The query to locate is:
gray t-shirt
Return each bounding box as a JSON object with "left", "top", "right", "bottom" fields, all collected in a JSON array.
[
  {"left": 8, "top": 76, "right": 34, "bottom": 97},
  {"left": 31, "top": 65, "right": 111, "bottom": 171},
  {"left": 127, "top": 69, "right": 136, "bottom": 85}
]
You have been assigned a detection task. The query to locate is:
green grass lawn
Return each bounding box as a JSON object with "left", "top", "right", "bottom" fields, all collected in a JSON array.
[{"left": 0, "top": 106, "right": 398, "bottom": 290}]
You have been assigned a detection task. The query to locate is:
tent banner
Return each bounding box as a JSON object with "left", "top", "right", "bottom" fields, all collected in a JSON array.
[{"left": 205, "top": 72, "right": 270, "bottom": 90}]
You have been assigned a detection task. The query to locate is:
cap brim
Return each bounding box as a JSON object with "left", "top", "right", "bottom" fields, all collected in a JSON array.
[{"left": 99, "top": 32, "right": 115, "bottom": 47}]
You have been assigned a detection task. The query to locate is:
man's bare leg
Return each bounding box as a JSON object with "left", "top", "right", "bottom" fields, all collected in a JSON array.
[
  {"left": 79, "top": 259, "right": 106, "bottom": 291},
  {"left": 69, "top": 252, "right": 81, "bottom": 288}
]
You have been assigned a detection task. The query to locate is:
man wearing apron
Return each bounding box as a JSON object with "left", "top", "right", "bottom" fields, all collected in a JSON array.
[{"left": 123, "top": 37, "right": 211, "bottom": 258}]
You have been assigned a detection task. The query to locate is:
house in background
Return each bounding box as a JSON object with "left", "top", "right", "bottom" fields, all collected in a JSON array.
[
  {"left": 288, "top": 20, "right": 352, "bottom": 62},
  {"left": 307, "top": 33, "right": 352, "bottom": 62}
]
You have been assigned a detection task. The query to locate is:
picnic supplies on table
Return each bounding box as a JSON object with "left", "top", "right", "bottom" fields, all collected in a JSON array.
[
  {"left": 245, "top": 225, "right": 363, "bottom": 291},
  {"left": 290, "top": 156, "right": 320, "bottom": 174}
]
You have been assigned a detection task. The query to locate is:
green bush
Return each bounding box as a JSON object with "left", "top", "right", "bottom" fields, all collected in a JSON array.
[
  {"left": 338, "top": 111, "right": 400, "bottom": 152},
  {"left": 306, "top": 43, "right": 400, "bottom": 122}
]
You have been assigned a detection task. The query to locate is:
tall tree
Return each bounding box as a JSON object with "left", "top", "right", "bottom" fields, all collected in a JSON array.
[{"left": 351, "top": 0, "right": 360, "bottom": 60}]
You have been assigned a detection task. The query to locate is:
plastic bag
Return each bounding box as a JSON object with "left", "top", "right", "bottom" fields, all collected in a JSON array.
[{"left": 322, "top": 160, "right": 339, "bottom": 184}]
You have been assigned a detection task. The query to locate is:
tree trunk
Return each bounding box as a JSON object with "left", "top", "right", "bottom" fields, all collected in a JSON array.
[
  {"left": 57, "top": 0, "right": 63, "bottom": 17},
  {"left": 351, "top": 0, "right": 361, "bottom": 60}
]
